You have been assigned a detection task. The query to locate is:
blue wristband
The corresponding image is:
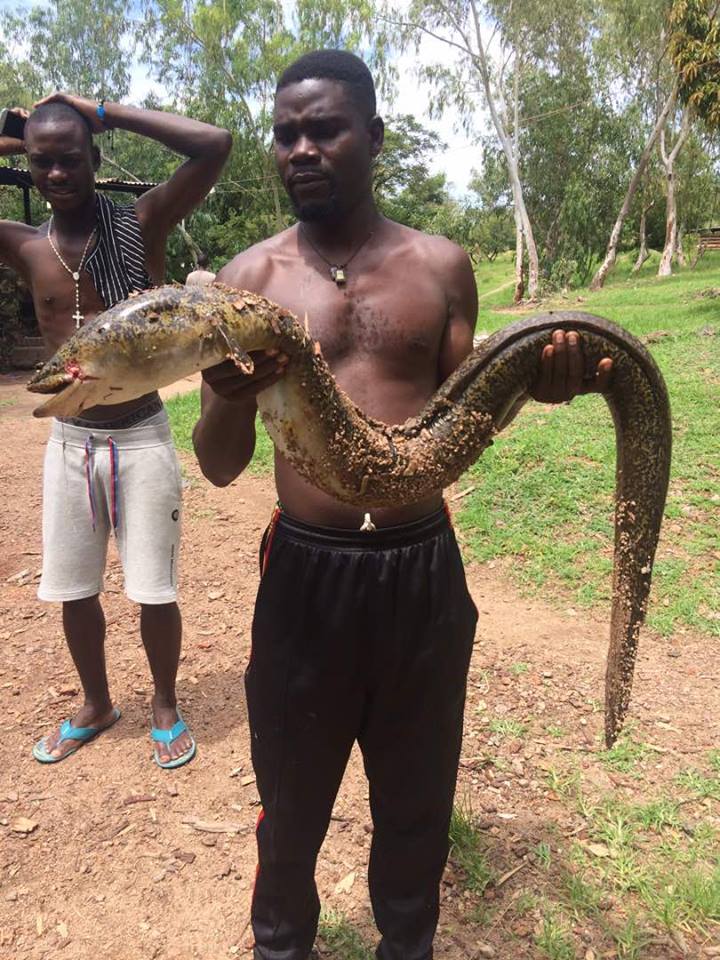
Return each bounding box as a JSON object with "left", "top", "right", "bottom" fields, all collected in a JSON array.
[{"left": 97, "top": 99, "right": 106, "bottom": 124}]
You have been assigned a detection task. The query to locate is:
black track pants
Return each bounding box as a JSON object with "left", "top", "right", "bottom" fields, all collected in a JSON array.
[{"left": 247, "top": 507, "right": 478, "bottom": 960}]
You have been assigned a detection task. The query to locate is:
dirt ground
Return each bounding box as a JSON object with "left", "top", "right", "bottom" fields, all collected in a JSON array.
[{"left": 1, "top": 372, "right": 717, "bottom": 960}]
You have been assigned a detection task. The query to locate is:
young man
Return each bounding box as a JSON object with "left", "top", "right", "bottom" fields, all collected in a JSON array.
[
  {"left": 193, "top": 51, "right": 611, "bottom": 960},
  {"left": 0, "top": 94, "right": 231, "bottom": 767}
]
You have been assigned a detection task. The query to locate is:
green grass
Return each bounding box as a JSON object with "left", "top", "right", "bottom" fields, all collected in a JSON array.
[
  {"left": 164, "top": 389, "right": 274, "bottom": 475},
  {"left": 488, "top": 717, "right": 528, "bottom": 739},
  {"left": 599, "top": 732, "right": 653, "bottom": 774},
  {"left": 458, "top": 251, "right": 720, "bottom": 636},
  {"left": 317, "top": 909, "right": 373, "bottom": 960},
  {"left": 448, "top": 802, "right": 493, "bottom": 894},
  {"left": 534, "top": 907, "right": 576, "bottom": 959}
]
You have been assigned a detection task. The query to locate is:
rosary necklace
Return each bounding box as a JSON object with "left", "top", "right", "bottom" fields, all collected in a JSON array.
[
  {"left": 47, "top": 216, "right": 97, "bottom": 328},
  {"left": 300, "top": 226, "right": 374, "bottom": 286}
]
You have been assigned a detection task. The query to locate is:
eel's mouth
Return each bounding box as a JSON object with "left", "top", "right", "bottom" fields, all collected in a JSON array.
[
  {"left": 28, "top": 359, "right": 100, "bottom": 397},
  {"left": 31, "top": 379, "right": 90, "bottom": 418}
]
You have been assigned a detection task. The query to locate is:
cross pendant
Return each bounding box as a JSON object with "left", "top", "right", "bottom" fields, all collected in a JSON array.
[
  {"left": 72, "top": 310, "right": 84, "bottom": 328},
  {"left": 330, "top": 266, "right": 346, "bottom": 286}
]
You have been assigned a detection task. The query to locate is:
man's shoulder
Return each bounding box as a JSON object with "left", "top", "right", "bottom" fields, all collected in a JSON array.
[
  {"left": 386, "top": 219, "right": 470, "bottom": 268},
  {"left": 0, "top": 218, "right": 40, "bottom": 239},
  {"left": 216, "top": 227, "right": 296, "bottom": 290},
  {"left": 0, "top": 219, "right": 47, "bottom": 275}
]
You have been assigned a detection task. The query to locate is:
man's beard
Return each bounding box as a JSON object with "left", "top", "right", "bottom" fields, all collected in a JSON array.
[{"left": 291, "top": 184, "right": 343, "bottom": 223}]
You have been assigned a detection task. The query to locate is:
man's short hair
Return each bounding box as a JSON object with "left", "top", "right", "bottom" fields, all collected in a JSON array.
[
  {"left": 276, "top": 49, "right": 376, "bottom": 120},
  {"left": 197, "top": 252, "right": 209, "bottom": 268},
  {"left": 26, "top": 102, "right": 94, "bottom": 147}
]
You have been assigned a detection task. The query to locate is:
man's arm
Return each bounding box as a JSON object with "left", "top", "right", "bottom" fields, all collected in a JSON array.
[
  {"left": 437, "top": 242, "right": 478, "bottom": 383},
  {"left": 436, "top": 240, "right": 612, "bottom": 431},
  {"left": 0, "top": 107, "right": 29, "bottom": 161},
  {"left": 0, "top": 108, "right": 32, "bottom": 273},
  {"left": 192, "top": 258, "right": 288, "bottom": 487},
  {"left": 34, "top": 93, "right": 232, "bottom": 266}
]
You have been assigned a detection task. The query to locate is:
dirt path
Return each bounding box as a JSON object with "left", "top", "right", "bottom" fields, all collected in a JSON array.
[{"left": 1, "top": 374, "right": 717, "bottom": 960}]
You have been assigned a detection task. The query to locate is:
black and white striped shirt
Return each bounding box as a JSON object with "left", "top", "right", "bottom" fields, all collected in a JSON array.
[{"left": 85, "top": 193, "right": 152, "bottom": 308}]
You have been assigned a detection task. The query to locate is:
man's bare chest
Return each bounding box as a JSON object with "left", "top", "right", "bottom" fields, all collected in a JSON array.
[
  {"left": 24, "top": 241, "right": 106, "bottom": 349},
  {"left": 262, "top": 267, "right": 448, "bottom": 370}
]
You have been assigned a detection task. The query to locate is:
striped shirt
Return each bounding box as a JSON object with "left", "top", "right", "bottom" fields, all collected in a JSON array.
[{"left": 85, "top": 193, "right": 152, "bottom": 308}]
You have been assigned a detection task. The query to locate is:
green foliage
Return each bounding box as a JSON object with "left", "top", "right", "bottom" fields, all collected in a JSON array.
[
  {"left": 670, "top": 0, "right": 720, "bottom": 130},
  {"left": 317, "top": 909, "right": 373, "bottom": 960},
  {"left": 448, "top": 802, "right": 493, "bottom": 894},
  {"left": 3, "top": 0, "right": 132, "bottom": 100}
]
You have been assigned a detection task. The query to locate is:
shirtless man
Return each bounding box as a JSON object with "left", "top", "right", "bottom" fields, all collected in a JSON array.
[
  {"left": 0, "top": 94, "right": 231, "bottom": 766},
  {"left": 193, "top": 50, "right": 611, "bottom": 960}
]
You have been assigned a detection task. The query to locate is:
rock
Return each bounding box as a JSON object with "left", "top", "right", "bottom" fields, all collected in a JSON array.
[
  {"left": 334, "top": 870, "right": 356, "bottom": 895},
  {"left": 173, "top": 850, "right": 196, "bottom": 864},
  {"left": 5, "top": 569, "right": 30, "bottom": 583},
  {"left": 476, "top": 944, "right": 496, "bottom": 958},
  {"left": 585, "top": 842, "right": 610, "bottom": 858},
  {"left": 10, "top": 816, "right": 38, "bottom": 835}
]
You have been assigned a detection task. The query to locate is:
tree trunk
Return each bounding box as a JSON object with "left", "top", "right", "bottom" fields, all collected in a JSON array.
[
  {"left": 590, "top": 84, "right": 678, "bottom": 291},
  {"left": 658, "top": 109, "right": 691, "bottom": 277},
  {"left": 632, "top": 209, "right": 650, "bottom": 273},
  {"left": 676, "top": 225, "right": 686, "bottom": 267},
  {"left": 658, "top": 170, "right": 678, "bottom": 277},
  {"left": 513, "top": 204, "right": 525, "bottom": 302},
  {"left": 469, "top": 0, "right": 540, "bottom": 299}
]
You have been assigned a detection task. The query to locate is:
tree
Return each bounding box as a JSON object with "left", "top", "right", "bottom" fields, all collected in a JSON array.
[
  {"left": 670, "top": 0, "right": 720, "bottom": 130},
  {"left": 374, "top": 114, "right": 449, "bottom": 231},
  {"left": 2, "top": 0, "right": 134, "bottom": 101},
  {"left": 392, "top": 0, "right": 539, "bottom": 300},
  {"left": 657, "top": 106, "right": 691, "bottom": 275},
  {"left": 589, "top": 0, "right": 682, "bottom": 289}
]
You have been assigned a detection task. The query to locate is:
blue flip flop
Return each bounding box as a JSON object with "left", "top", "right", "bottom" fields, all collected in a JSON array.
[
  {"left": 32, "top": 707, "right": 122, "bottom": 763},
  {"left": 151, "top": 712, "right": 196, "bottom": 769}
]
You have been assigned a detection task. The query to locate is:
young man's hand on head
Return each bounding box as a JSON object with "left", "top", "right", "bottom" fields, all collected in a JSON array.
[{"left": 34, "top": 92, "right": 108, "bottom": 133}]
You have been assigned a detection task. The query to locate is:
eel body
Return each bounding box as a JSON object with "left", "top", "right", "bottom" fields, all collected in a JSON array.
[{"left": 27, "top": 283, "right": 672, "bottom": 745}]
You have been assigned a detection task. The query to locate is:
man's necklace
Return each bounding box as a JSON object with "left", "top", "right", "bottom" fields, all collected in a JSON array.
[
  {"left": 300, "top": 226, "right": 374, "bottom": 286},
  {"left": 47, "top": 216, "right": 97, "bottom": 328}
]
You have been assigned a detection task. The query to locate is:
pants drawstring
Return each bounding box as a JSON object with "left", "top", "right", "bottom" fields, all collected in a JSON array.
[
  {"left": 108, "top": 437, "right": 119, "bottom": 530},
  {"left": 84, "top": 435, "right": 120, "bottom": 532},
  {"left": 84, "top": 436, "right": 97, "bottom": 532}
]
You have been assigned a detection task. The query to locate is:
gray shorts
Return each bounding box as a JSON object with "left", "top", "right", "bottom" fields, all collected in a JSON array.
[{"left": 38, "top": 410, "right": 182, "bottom": 605}]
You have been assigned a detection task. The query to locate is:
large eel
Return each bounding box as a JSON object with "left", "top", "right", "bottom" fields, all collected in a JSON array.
[{"left": 27, "top": 283, "right": 672, "bottom": 746}]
